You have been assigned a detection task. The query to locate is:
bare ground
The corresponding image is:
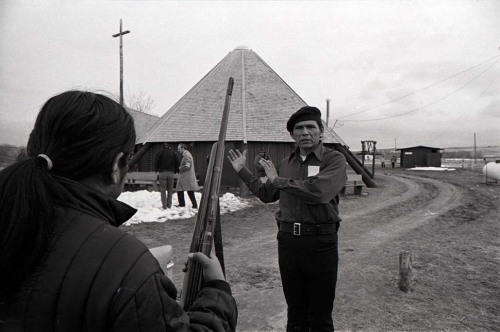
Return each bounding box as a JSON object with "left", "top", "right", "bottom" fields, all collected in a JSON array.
[{"left": 122, "top": 167, "right": 500, "bottom": 331}]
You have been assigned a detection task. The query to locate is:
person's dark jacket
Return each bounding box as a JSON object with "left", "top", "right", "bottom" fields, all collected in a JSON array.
[
  {"left": 239, "top": 144, "right": 347, "bottom": 224},
  {"left": 155, "top": 148, "right": 180, "bottom": 173},
  {"left": 1, "top": 177, "right": 237, "bottom": 331}
]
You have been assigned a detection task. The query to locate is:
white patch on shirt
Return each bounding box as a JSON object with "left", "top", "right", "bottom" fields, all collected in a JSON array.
[{"left": 308, "top": 165, "right": 320, "bottom": 177}]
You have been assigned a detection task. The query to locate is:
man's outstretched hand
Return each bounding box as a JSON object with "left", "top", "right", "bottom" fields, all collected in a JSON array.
[
  {"left": 227, "top": 149, "right": 247, "bottom": 172},
  {"left": 258, "top": 157, "right": 278, "bottom": 183},
  {"left": 228, "top": 149, "right": 278, "bottom": 183}
]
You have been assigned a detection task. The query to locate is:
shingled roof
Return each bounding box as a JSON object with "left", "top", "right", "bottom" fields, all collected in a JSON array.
[
  {"left": 139, "top": 46, "right": 346, "bottom": 146},
  {"left": 126, "top": 108, "right": 160, "bottom": 143}
]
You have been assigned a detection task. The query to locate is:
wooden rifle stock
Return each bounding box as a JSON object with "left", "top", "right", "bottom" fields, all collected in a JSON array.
[{"left": 180, "top": 77, "right": 234, "bottom": 310}]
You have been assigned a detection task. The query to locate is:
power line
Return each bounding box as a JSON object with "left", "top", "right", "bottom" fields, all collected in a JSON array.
[
  {"left": 338, "top": 53, "right": 500, "bottom": 120},
  {"left": 341, "top": 58, "right": 499, "bottom": 123},
  {"left": 426, "top": 70, "right": 500, "bottom": 144}
]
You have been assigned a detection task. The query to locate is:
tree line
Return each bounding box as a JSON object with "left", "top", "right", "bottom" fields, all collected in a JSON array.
[{"left": 0, "top": 144, "right": 26, "bottom": 169}]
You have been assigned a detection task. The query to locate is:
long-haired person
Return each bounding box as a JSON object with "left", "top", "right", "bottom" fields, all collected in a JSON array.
[{"left": 0, "top": 91, "right": 237, "bottom": 331}]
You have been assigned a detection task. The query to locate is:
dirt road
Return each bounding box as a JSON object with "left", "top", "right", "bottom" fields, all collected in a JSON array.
[{"left": 123, "top": 168, "right": 500, "bottom": 331}]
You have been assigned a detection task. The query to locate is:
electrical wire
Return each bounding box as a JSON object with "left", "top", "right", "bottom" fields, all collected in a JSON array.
[
  {"left": 426, "top": 71, "right": 500, "bottom": 144},
  {"left": 341, "top": 58, "right": 499, "bottom": 122},
  {"left": 338, "top": 53, "right": 500, "bottom": 120}
]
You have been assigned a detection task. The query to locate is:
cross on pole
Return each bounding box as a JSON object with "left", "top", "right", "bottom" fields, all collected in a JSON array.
[{"left": 112, "top": 19, "right": 130, "bottom": 106}]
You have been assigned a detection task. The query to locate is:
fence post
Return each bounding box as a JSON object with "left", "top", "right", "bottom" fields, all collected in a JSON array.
[{"left": 398, "top": 251, "right": 412, "bottom": 292}]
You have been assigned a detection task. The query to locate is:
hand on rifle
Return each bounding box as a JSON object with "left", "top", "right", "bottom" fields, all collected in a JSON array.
[
  {"left": 188, "top": 252, "right": 225, "bottom": 282},
  {"left": 227, "top": 149, "right": 246, "bottom": 172}
]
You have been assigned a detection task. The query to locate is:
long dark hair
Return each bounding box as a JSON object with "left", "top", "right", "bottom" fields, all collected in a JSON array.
[{"left": 0, "top": 91, "right": 136, "bottom": 302}]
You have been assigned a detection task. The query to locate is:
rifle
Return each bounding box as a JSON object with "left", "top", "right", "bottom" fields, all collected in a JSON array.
[{"left": 180, "top": 77, "right": 234, "bottom": 310}]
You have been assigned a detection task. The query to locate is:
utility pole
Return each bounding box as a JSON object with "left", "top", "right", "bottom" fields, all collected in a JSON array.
[
  {"left": 112, "top": 19, "right": 130, "bottom": 106},
  {"left": 326, "top": 98, "right": 331, "bottom": 127},
  {"left": 474, "top": 133, "right": 477, "bottom": 162}
]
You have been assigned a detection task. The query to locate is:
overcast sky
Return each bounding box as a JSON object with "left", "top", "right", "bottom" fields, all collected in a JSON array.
[{"left": 1, "top": 0, "right": 499, "bottom": 150}]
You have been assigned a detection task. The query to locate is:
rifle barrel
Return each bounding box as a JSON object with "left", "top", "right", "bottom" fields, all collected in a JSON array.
[{"left": 180, "top": 77, "right": 234, "bottom": 310}]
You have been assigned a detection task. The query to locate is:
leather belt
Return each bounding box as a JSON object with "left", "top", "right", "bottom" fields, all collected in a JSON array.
[{"left": 279, "top": 222, "right": 337, "bottom": 236}]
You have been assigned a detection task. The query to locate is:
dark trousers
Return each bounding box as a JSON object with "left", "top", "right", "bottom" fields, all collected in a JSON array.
[
  {"left": 177, "top": 191, "right": 197, "bottom": 208},
  {"left": 277, "top": 231, "right": 339, "bottom": 332},
  {"left": 158, "top": 171, "right": 174, "bottom": 209}
]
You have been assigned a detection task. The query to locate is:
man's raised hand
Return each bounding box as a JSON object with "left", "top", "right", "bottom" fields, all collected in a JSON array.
[
  {"left": 227, "top": 149, "right": 247, "bottom": 172},
  {"left": 259, "top": 158, "right": 278, "bottom": 183}
]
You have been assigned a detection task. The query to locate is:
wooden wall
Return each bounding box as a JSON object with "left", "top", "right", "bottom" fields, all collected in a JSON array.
[{"left": 134, "top": 141, "right": 297, "bottom": 188}]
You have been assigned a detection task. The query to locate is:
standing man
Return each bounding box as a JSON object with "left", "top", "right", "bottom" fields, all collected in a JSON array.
[
  {"left": 176, "top": 143, "right": 200, "bottom": 209},
  {"left": 155, "top": 143, "right": 180, "bottom": 209},
  {"left": 380, "top": 155, "right": 386, "bottom": 168},
  {"left": 390, "top": 155, "right": 397, "bottom": 168},
  {"left": 228, "top": 106, "right": 347, "bottom": 331}
]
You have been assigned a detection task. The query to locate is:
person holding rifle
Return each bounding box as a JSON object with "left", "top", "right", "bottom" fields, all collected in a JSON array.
[
  {"left": 0, "top": 90, "right": 237, "bottom": 331},
  {"left": 228, "top": 106, "right": 346, "bottom": 332}
]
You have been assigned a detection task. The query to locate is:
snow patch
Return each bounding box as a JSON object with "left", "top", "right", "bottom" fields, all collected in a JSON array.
[
  {"left": 408, "top": 167, "right": 456, "bottom": 171},
  {"left": 118, "top": 191, "right": 251, "bottom": 226}
]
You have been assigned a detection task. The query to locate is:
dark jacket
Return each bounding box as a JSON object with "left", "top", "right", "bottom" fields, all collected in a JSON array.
[
  {"left": 155, "top": 148, "right": 180, "bottom": 173},
  {"left": 1, "top": 177, "right": 237, "bottom": 331},
  {"left": 239, "top": 143, "right": 347, "bottom": 224}
]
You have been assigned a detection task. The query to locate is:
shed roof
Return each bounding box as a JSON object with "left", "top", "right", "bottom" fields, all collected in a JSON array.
[
  {"left": 138, "top": 46, "right": 346, "bottom": 146},
  {"left": 398, "top": 145, "right": 444, "bottom": 151},
  {"left": 126, "top": 108, "right": 160, "bottom": 143}
]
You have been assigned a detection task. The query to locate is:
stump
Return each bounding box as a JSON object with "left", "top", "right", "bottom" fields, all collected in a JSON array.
[{"left": 398, "top": 251, "right": 412, "bottom": 292}]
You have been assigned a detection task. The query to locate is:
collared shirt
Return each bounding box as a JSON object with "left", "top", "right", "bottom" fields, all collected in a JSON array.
[{"left": 238, "top": 143, "right": 347, "bottom": 224}]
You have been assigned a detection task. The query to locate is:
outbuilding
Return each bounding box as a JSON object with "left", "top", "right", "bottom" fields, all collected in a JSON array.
[{"left": 398, "top": 145, "right": 443, "bottom": 168}]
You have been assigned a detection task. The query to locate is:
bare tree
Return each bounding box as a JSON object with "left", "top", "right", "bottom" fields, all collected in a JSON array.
[{"left": 125, "top": 90, "right": 155, "bottom": 114}]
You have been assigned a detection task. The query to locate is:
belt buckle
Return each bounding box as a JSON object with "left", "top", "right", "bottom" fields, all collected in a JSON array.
[{"left": 293, "top": 223, "right": 301, "bottom": 236}]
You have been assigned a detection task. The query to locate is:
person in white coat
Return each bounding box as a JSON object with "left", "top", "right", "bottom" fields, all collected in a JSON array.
[{"left": 176, "top": 143, "right": 200, "bottom": 208}]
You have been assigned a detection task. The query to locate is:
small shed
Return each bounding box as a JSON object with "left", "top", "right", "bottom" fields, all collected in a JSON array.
[{"left": 398, "top": 145, "right": 443, "bottom": 168}]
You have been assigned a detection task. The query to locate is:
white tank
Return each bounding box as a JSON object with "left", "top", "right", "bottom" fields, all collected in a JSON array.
[{"left": 482, "top": 162, "right": 500, "bottom": 181}]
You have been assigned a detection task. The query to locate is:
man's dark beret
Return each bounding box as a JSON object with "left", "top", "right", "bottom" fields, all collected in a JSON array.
[{"left": 286, "top": 106, "right": 322, "bottom": 132}]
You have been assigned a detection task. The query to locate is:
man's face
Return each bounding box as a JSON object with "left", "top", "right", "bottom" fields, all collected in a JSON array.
[
  {"left": 178, "top": 145, "right": 183, "bottom": 153},
  {"left": 290, "top": 120, "right": 322, "bottom": 151}
]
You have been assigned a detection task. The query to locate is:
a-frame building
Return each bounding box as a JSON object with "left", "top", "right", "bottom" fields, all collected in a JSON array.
[
  {"left": 126, "top": 108, "right": 159, "bottom": 144},
  {"left": 135, "top": 46, "right": 374, "bottom": 189}
]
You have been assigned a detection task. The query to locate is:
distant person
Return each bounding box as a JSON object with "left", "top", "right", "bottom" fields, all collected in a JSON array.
[
  {"left": 155, "top": 143, "right": 180, "bottom": 209},
  {"left": 391, "top": 155, "right": 397, "bottom": 168},
  {"left": 380, "top": 155, "right": 386, "bottom": 168},
  {"left": 0, "top": 91, "right": 237, "bottom": 331},
  {"left": 228, "top": 106, "right": 347, "bottom": 332},
  {"left": 254, "top": 150, "right": 270, "bottom": 178},
  {"left": 176, "top": 143, "right": 200, "bottom": 209}
]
